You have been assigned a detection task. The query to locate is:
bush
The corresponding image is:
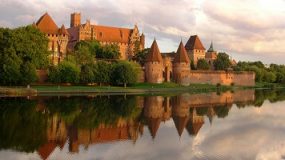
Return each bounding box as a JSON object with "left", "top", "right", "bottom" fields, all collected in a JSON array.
[
  {"left": 111, "top": 61, "right": 138, "bottom": 87},
  {"left": 58, "top": 61, "right": 80, "bottom": 83},
  {"left": 197, "top": 59, "right": 210, "bottom": 70}
]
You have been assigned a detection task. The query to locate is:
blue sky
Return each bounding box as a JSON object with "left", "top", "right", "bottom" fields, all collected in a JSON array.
[{"left": 0, "top": 0, "right": 285, "bottom": 64}]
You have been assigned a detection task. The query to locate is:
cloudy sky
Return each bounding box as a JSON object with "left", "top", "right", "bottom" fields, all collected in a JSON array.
[{"left": 0, "top": 0, "right": 285, "bottom": 64}]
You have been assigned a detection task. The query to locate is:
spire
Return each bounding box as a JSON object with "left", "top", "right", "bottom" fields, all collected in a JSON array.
[
  {"left": 173, "top": 41, "right": 190, "bottom": 63},
  {"left": 147, "top": 117, "right": 161, "bottom": 139},
  {"left": 208, "top": 41, "right": 215, "bottom": 52},
  {"left": 146, "top": 39, "right": 163, "bottom": 62}
]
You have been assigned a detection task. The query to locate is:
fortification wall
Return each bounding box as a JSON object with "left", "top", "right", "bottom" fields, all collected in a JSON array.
[
  {"left": 189, "top": 71, "right": 255, "bottom": 86},
  {"left": 144, "top": 62, "right": 164, "bottom": 83}
]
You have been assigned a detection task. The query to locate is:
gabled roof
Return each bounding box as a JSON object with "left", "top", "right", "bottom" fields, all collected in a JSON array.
[
  {"left": 146, "top": 39, "right": 163, "bottom": 62},
  {"left": 36, "top": 13, "right": 59, "bottom": 34},
  {"left": 185, "top": 35, "right": 205, "bottom": 51},
  {"left": 174, "top": 41, "right": 190, "bottom": 63},
  {"left": 93, "top": 25, "right": 132, "bottom": 43}
]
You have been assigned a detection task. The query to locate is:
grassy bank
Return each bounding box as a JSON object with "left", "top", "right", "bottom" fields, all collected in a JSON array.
[
  {"left": 2, "top": 82, "right": 284, "bottom": 96},
  {"left": 33, "top": 83, "right": 227, "bottom": 94},
  {"left": 0, "top": 87, "right": 37, "bottom": 96}
]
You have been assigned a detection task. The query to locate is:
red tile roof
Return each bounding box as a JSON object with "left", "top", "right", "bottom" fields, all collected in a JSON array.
[
  {"left": 146, "top": 39, "right": 163, "bottom": 62},
  {"left": 185, "top": 35, "right": 205, "bottom": 50},
  {"left": 93, "top": 25, "right": 132, "bottom": 43},
  {"left": 36, "top": 13, "right": 59, "bottom": 34},
  {"left": 174, "top": 41, "right": 190, "bottom": 63}
]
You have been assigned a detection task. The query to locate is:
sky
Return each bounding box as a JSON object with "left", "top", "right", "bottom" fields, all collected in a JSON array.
[{"left": 0, "top": 0, "right": 285, "bottom": 64}]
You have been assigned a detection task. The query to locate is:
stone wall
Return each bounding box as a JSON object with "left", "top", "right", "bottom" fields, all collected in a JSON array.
[{"left": 189, "top": 71, "right": 255, "bottom": 86}]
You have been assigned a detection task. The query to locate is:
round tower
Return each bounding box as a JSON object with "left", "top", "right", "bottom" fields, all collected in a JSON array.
[
  {"left": 144, "top": 39, "right": 164, "bottom": 83},
  {"left": 173, "top": 41, "right": 191, "bottom": 86}
]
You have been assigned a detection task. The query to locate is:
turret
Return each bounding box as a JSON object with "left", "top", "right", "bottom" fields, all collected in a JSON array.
[
  {"left": 173, "top": 41, "right": 191, "bottom": 86},
  {"left": 140, "top": 33, "right": 145, "bottom": 49},
  {"left": 144, "top": 39, "right": 164, "bottom": 83},
  {"left": 70, "top": 12, "right": 81, "bottom": 28}
]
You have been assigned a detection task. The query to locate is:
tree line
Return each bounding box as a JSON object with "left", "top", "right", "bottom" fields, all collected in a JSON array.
[{"left": 0, "top": 26, "right": 141, "bottom": 86}]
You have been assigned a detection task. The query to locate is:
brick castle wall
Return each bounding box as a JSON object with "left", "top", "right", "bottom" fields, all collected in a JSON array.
[{"left": 188, "top": 70, "right": 255, "bottom": 86}]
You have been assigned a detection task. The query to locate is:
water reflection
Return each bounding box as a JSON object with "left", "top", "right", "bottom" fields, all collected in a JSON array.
[{"left": 0, "top": 89, "right": 285, "bottom": 160}]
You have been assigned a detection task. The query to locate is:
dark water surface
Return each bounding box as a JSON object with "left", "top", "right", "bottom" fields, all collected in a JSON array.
[{"left": 0, "top": 89, "right": 285, "bottom": 160}]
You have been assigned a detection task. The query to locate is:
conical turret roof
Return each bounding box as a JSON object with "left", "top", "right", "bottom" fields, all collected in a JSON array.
[
  {"left": 173, "top": 116, "right": 189, "bottom": 137},
  {"left": 146, "top": 39, "right": 163, "bottom": 62},
  {"left": 147, "top": 117, "right": 161, "bottom": 139},
  {"left": 36, "top": 13, "right": 59, "bottom": 34},
  {"left": 174, "top": 41, "right": 190, "bottom": 63},
  {"left": 207, "top": 42, "right": 215, "bottom": 52}
]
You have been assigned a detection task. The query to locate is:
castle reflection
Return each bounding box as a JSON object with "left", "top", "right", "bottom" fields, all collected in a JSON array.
[{"left": 0, "top": 89, "right": 284, "bottom": 160}]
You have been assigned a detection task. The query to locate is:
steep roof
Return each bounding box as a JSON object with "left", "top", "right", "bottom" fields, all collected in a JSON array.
[
  {"left": 146, "top": 39, "right": 163, "bottom": 62},
  {"left": 185, "top": 35, "right": 205, "bottom": 51},
  {"left": 58, "top": 25, "right": 69, "bottom": 35},
  {"left": 93, "top": 25, "right": 132, "bottom": 43},
  {"left": 207, "top": 42, "right": 215, "bottom": 52},
  {"left": 147, "top": 117, "right": 161, "bottom": 139},
  {"left": 173, "top": 116, "right": 189, "bottom": 137},
  {"left": 36, "top": 13, "right": 59, "bottom": 34},
  {"left": 174, "top": 41, "right": 190, "bottom": 63},
  {"left": 186, "top": 120, "right": 204, "bottom": 136}
]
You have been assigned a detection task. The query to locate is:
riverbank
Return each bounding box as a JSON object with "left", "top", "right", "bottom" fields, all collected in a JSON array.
[{"left": 1, "top": 82, "right": 284, "bottom": 96}]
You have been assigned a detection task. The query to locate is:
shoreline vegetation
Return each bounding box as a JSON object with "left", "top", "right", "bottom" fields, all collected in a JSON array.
[{"left": 1, "top": 82, "right": 285, "bottom": 96}]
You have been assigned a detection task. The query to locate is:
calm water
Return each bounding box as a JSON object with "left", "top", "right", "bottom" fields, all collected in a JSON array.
[{"left": 0, "top": 89, "right": 285, "bottom": 160}]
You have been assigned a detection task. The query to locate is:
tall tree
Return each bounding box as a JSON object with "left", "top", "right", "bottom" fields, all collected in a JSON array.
[
  {"left": 197, "top": 59, "right": 210, "bottom": 70},
  {"left": 214, "top": 52, "right": 231, "bottom": 70}
]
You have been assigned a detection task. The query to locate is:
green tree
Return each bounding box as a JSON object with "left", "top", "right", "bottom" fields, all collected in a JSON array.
[
  {"left": 80, "top": 63, "right": 95, "bottom": 84},
  {"left": 111, "top": 61, "right": 138, "bottom": 87},
  {"left": 20, "top": 62, "right": 37, "bottom": 85},
  {"left": 47, "top": 66, "right": 61, "bottom": 83},
  {"left": 58, "top": 61, "right": 80, "bottom": 83},
  {"left": 0, "top": 48, "right": 21, "bottom": 85},
  {"left": 97, "top": 44, "right": 120, "bottom": 59},
  {"left": 214, "top": 52, "right": 231, "bottom": 70},
  {"left": 93, "top": 61, "right": 113, "bottom": 85},
  {"left": 132, "top": 48, "right": 150, "bottom": 66},
  {"left": 197, "top": 59, "right": 210, "bottom": 70},
  {"left": 190, "top": 60, "right": 196, "bottom": 70},
  {"left": 74, "top": 45, "right": 94, "bottom": 65},
  {"left": 12, "top": 25, "right": 50, "bottom": 69},
  {"left": 263, "top": 71, "right": 276, "bottom": 83}
]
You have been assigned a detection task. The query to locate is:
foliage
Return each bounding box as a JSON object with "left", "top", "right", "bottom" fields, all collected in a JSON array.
[
  {"left": 80, "top": 63, "right": 95, "bottom": 83},
  {"left": 97, "top": 44, "right": 120, "bottom": 59},
  {"left": 48, "top": 61, "right": 80, "bottom": 83},
  {"left": 234, "top": 61, "right": 285, "bottom": 83},
  {"left": 20, "top": 62, "right": 38, "bottom": 85},
  {"left": 0, "top": 26, "right": 49, "bottom": 85},
  {"left": 197, "top": 59, "right": 210, "bottom": 70},
  {"left": 190, "top": 60, "right": 196, "bottom": 70},
  {"left": 93, "top": 61, "right": 113, "bottom": 84},
  {"left": 214, "top": 52, "right": 231, "bottom": 70},
  {"left": 58, "top": 61, "right": 80, "bottom": 83},
  {"left": 111, "top": 61, "right": 138, "bottom": 87},
  {"left": 132, "top": 48, "right": 150, "bottom": 66}
]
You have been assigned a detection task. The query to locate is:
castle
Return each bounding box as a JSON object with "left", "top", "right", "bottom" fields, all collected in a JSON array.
[
  {"left": 144, "top": 38, "right": 255, "bottom": 86},
  {"left": 34, "top": 12, "right": 255, "bottom": 86},
  {"left": 34, "top": 12, "right": 144, "bottom": 64}
]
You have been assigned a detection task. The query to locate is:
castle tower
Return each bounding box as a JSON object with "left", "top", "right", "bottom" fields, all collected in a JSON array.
[
  {"left": 70, "top": 12, "right": 81, "bottom": 28},
  {"left": 173, "top": 41, "right": 191, "bottom": 86},
  {"left": 144, "top": 39, "right": 164, "bottom": 83},
  {"left": 185, "top": 35, "right": 205, "bottom": 66},
  {"left": 140, "top": 33, "right": 145, "bottom": 49},
  {"left": 205, "top": 42, "right": 217, "bottom": 70}
]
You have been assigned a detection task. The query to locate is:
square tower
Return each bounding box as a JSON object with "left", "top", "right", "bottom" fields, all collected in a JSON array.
[{"left": 70, "top": 12, "right": 81, "bottom": 28}]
